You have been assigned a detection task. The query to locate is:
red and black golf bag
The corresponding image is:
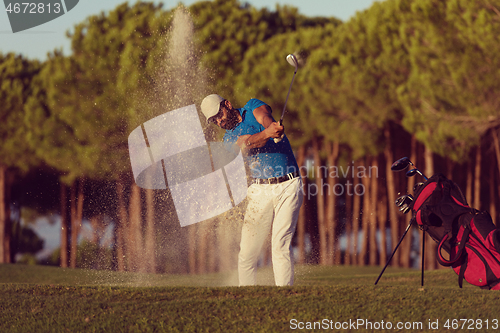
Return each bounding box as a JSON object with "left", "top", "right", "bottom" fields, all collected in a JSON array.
[{"left": 411, "top": 173, "right": 500, "bottom": 290}]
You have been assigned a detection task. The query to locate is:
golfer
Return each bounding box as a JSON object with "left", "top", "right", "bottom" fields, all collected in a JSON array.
[{"left": 201, "top": 94, "right": 303, "bottom": 286}]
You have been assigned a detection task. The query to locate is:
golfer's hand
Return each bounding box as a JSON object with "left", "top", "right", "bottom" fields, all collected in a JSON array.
[{"left": 266, "top": 122, "right": 284, "bottom": 139}]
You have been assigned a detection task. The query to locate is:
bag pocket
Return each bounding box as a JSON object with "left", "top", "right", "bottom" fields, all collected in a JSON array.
[{"left": 452, "top": 245, "right": 489, "bottom": 287}]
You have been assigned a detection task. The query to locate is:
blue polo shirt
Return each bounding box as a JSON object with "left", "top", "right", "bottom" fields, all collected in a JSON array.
[{"left": 223, "top": 99, "right": 299, "bottom": 179}]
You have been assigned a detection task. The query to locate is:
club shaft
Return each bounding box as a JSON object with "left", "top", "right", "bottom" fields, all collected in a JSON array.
[
  {"left": 280, "top": 70, "right": 296, "bottom": 125},
  {"left": 416, "top": 170, "right": 428, "bottom": 181}
]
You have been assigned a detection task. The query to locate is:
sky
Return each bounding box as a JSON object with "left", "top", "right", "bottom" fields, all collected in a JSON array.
[{"left": 1, "top": 0, "right": 379, "bottom": 61}]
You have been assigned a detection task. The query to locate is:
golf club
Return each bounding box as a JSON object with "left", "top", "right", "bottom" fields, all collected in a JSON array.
[
  {"left": 274, "top": 54, "right": 298, "bottom": 143},
  {"left": 406, "top": 168, "right": 427, "bottom": 180},
  {"left": 395, "top": 194, "right": 413, "bottom": 207},
  {"left": 395, "top": 194, "right": 414, "bottom": 214},
  {"left": 390, "top": 156, "right": 413, "bottom": 171},
  {"left": 391, "top": 156, "right": 428, "bottom": 180},
  {"left": 413, "top": 182, "right": 425, "bottom": 193}
]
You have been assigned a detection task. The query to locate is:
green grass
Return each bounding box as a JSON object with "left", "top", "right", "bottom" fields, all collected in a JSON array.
[{"left": 1, "top": 264, "right": 499, "bottom": 332}]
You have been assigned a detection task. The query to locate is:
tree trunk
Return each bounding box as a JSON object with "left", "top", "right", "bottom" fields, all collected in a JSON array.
[
  {"left": 296, "top": 145, "right": 307, "bottom": 265},
  {"left": 197, "top": 223, "right": 208, "bottom": 274},
  {"left": 351, "top": 160, "right": 362, "bottom": 265},
  {"left": 326, "top": 141, "right": 340, "bottom": 265},
  {"left": 377, "top": 174, "right": 387, "bottom": 267},
  {"left": 128, "top": 182, "right": 142, "bottom": 272},
  {"left": 115, "top": 175, "right": 128, "bottom": 271},
  {"left": 473, "top": 146, "right": 482, "bottom": 210},
  {"left": 60, "top": 182, "right": 68, "bottom": 268},
  {"left": 384, "top": 128, "right": 399, "bottom": 266},
  {"left": 493, "top": 130, "right": 500, "bottom": 226},
  {"left": 424, "top": 147, "right": 437, "bottom": 270},
  {"left": 344, "top": 169, "right": 353, "bottom": 265},
  {"left": 490, "top": 161, "right": 497, "bottom": 226},
  {"left": 188, "top": 225, "right": 197, "bottom": 273},
  {"left": 401, "top": 136, "right": 417, "bottom": 268},
  {"left": 312, "top": 136, "right": 327, "bottom": 265},
  {"left": 90, "top": 214, "right": 105, "bottom": 270},
  {"left": 3, "top": 168, "right": 12, "bottom": 263},
  {"left": 446, "top": 158, "right": 455, "bottom": 179},
  {"left": 69, "top": 183, "right": 77, "bottom": 268},
  {"left": 360, "top": 157, "right": 371, "bottom": 266},
  {"left": 207, "top": 221, "right": 217, "bottom": 273},
  {"left": 0, "top": 165, "right": 8, "bottom": 263},
  {"left": 144, "top": 188, "right": 156, "bottom": 273},
  {"left": 466, "top": 158, "right": 473, "bottom": 206},
  {"left": 216, "top": 217, "right": 238, "bottom": 272},
  {"left": 369, "top": 157, "right": 378, "bottom": 266},
  {"left": 70, "top": 178, "right": 85, "bottom": 269}
]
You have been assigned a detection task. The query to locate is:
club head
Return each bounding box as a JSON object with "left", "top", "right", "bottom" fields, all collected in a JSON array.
[
  {"left": 395, "top": 194, "right": 414, "bottom": 208},
  {"left": 400, "top": 205, "right": 412, "bottom": 214},
  {"left": 406, "top": 168, "right": 419, "bottom": 177},
  {"left": 395, "top": 195, "right": 407, "bottom": 207},
  {"left": 413, "top": 182, "right": 425, "bottom": 193},
  {"left": 391, "top": 157, "right": 413, "bottom": 172},
  {"left": 286, "top": 54, "right": 298, "bottom": 71}
]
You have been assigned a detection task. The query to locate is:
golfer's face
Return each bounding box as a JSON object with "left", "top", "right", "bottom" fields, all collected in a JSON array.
[{"left": 215, "top": 105, "right": 237, "bottom": 130}]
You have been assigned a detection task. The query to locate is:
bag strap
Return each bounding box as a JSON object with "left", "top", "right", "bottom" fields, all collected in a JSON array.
[
  {"left": 458, "top": 253, "right": 468, "bottom": 288},
  {"left": 436, "top": 227, "right": 470, "bottom": 266},
  {"left": 426, "top": 181, "right": 472, "bottom": 233}
]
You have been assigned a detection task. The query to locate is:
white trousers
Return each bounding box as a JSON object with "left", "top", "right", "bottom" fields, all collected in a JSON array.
[{"left": 238, "top": 177, "right": 303, "bottom": 286}]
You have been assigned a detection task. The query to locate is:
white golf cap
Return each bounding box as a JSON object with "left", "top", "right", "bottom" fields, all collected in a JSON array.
[{"left": 201, "top": 94, "right": 225, "bottom": 123}]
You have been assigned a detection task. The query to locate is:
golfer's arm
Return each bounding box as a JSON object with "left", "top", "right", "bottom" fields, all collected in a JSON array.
[
  {"left": 236, "top": 132, "right": 270, "bottom": 150},
  {"left": 236, "top": 105, "right": 275, "bottom": 149}
]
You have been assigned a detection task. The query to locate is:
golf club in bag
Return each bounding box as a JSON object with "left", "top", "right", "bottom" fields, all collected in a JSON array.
[
  {"left": 375, "top": 157, "right": 500, "bottom": 290},
  {"left": 274, "top": 54, "right": 298, "bottom": 143}
]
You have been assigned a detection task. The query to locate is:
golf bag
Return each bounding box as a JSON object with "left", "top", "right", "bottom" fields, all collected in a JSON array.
[{"left": 411, "top": 173, "right": 500, "bottom": 290}]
